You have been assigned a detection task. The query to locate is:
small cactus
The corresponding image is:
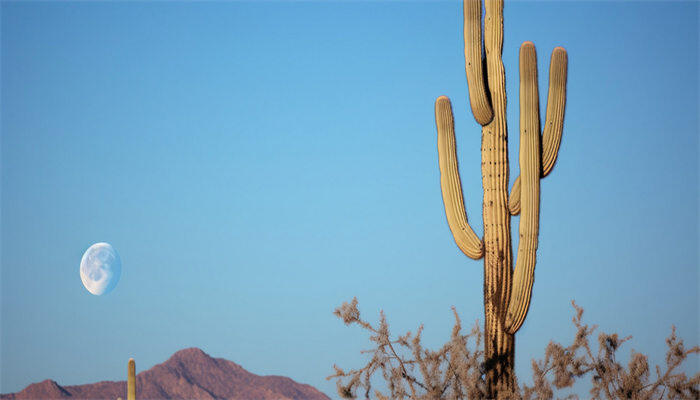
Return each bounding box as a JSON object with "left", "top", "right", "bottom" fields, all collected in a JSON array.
[{"left": 127, "top": 358, "right": 135, "bottom": 400}]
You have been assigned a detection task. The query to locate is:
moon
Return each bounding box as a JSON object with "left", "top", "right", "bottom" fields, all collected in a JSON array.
[{"left": 80, "top": 242, "right": 121, "bottom": 295}]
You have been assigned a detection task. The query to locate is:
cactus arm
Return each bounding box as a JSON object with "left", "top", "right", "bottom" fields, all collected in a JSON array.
[
  {"left": 436, "top": 96, "right": 485, "bottom": 260},
  {"left": 508, "top": 176, "right": 521, "bottom": 215},
  {"left": 541, "top": 47, "right": 568, "bottom": 177},
  {"left": 463, "top": 0, "right": 493, "bottom": 126},
  {"left": 483, "top": 0, "right": 506, "bottom": 104},
  {"left": 505, "top": 42, "right": 541, "bottom": 335},
  {"left": 507, "top": 47, "right": 567, "bottom": 216},
  {"left": 127, "top": 358, "right": 135, "bottom": 400}
]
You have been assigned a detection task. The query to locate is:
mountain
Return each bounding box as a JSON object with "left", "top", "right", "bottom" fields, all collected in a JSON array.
[{"left": 1, "top": 348, "right": 330, "bottom": 400}]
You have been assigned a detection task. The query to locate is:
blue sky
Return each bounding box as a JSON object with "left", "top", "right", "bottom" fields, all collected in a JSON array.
[{"left": 1, "top": 1, "right": 697, "bottom": 398}]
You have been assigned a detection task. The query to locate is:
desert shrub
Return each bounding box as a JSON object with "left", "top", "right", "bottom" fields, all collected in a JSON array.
[{"left": 329, "top": 299, "right": 699, "bottom": 399}]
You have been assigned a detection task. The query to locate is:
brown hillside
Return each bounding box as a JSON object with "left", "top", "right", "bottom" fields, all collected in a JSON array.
[{"left": 1, "top": 348, "right": 329, "bottom": 400}]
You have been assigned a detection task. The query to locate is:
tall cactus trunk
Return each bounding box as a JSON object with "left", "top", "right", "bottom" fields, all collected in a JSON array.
[
  {"left": 435, "top": 0, "right": 567, "bottom": 397},
  {"left": 481, "top": 96, "right": 516, "bottom": 396},
  {"left": 480, "top": 0, "right": 515, "bottom": 394}
]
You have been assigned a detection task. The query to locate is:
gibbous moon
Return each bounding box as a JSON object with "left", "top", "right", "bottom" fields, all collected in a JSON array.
[{"left": 80, "top": 242, "right": 121, "bottom": 295}]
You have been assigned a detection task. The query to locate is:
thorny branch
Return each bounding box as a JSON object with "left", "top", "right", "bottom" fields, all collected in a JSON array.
[{"left": 329, "top": 299, "right": 699, "bottom": 399}]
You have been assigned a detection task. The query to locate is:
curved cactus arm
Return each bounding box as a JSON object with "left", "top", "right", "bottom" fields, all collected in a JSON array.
[
  {"left": 436, "top": 96, "right": 484, "bottom": 260},
  {"left": 507, "top": 47, "right": 567, "bottom": 216},
  {"left": 508, "top": 176, "right": 521, "bottom": 215},
  {"left": 505, "top": 42, "right": 541, "bottom": 334},
  {"left": 541, "top": 47, "right": 568, "bottom": 177},
  {"left": 463, "top": 0, "right": 493, "bottom": 126}
]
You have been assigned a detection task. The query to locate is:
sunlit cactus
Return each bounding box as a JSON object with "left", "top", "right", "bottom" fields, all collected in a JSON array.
[
  {"left": 127, "top": 358, "right": 135, "bottom": 400},
  {"left": 435, "top": 0, "right": 567, "bottom": 397}
]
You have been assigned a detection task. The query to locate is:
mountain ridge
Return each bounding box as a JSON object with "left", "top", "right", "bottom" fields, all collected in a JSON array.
[{"left": 1, "top": 348, "right": 329, "bottom": 400}]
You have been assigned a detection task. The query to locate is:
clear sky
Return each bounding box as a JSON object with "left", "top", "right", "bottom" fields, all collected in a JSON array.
[{"left": 1, "top": 1, "right": 697, "bottom": 398}]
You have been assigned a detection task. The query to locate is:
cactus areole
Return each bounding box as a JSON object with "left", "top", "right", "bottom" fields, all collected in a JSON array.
[{"left": 435, "top": 0, "right": 568, "bottom": 397}]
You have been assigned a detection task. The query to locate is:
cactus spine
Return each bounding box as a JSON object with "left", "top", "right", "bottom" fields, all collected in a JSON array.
[
  {"left": 127, "top": 358, "right": 135, "bottom": 400},
  {"left": 435, "top": 0, "right": 567, "bottom": 397}
]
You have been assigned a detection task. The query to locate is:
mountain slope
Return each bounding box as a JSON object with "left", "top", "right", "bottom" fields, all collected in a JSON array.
[{"left": 1, "top": 348, "right": 329, "bottom": 400}]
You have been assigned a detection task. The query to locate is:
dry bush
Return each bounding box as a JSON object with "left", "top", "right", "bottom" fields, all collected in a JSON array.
[{"left": 329, "top": 299, "right": 699, "bottom": 399}]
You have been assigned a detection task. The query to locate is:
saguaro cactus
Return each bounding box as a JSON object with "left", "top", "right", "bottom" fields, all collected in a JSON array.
[
  {"left": 435, "top": 0, "right": 567, "bottom": 397},
  {"left": 127, "top": 358, "right": 136, "bottom": 400}
]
